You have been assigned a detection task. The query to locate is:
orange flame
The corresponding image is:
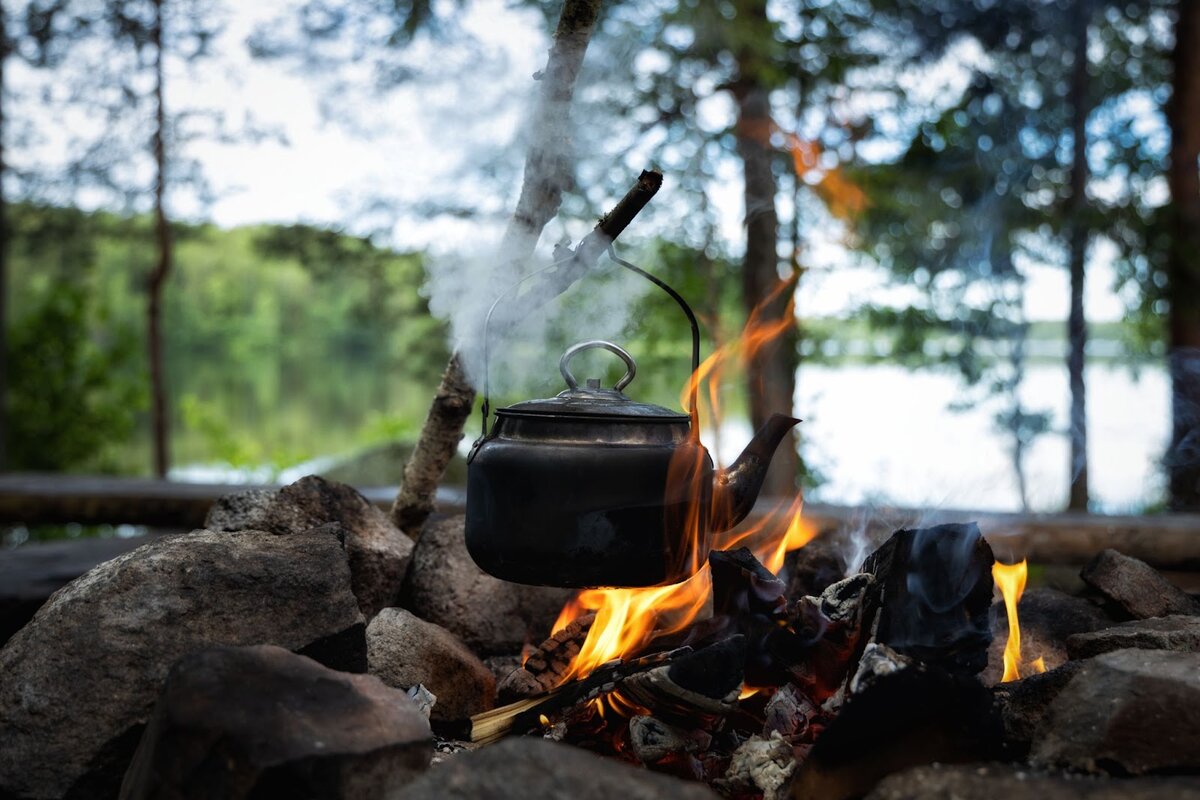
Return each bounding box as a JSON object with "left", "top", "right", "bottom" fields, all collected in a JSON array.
[
  {"left": 679, "top": 274, "right": 798, "bottom": 438},
  {"left": 992, "top": 559, "right": 1047, "bottom": 682},
  {"left": 551, "top": 277, "right": 815, "bottom": 687}
]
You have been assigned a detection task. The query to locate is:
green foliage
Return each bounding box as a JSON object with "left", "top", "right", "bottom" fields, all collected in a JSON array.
[
  {"left": 7, "top": 279, "right": 144, "bottom": 472},
  {"left": 6, "top": 204, "right": 451, "bottom": 476}
]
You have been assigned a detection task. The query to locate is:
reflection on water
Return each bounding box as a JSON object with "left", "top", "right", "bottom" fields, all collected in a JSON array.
[
  {"left": 710, "top": 362, "right": 1168, "bottom": 514},
  {"left": 125, "top": 352, "right": 443, "bottom": 482},
  {"left": 164, "top": 353, "right": 1169, "bottom": 514}
]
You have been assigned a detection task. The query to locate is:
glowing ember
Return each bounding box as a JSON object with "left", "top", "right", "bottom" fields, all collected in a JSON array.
[
  {"left": 992, "top": 559, "right": 1047, "bottom": 681},
  {"left": 552, "top": 277, "right": 816, "bottom": 687}
]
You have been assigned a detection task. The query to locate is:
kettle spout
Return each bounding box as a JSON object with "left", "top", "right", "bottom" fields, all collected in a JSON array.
[{"left": 711, "top": 413, "right": 801, "bottom": 533}]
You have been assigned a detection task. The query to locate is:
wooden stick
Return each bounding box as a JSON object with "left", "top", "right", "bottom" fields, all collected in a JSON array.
[
  {"left": 487, "top": 171, "right": 664, "bottom": 335},
  {"left": 469, "top": 647, "right": 692, "bottom": 744}
]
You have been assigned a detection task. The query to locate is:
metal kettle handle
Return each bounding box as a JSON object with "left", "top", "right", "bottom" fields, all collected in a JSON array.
[
  {"left": 560, "top": 340, "right": 637, "bottom": 392},
  {"left": 477, "top": 245, "right": 701, "bottom": 441}
]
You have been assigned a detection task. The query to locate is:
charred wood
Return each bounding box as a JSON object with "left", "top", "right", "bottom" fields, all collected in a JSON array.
[
  {"left": 861, "top": 524, "right": 995, "bottom": 675},
  {"left": 785, "top": 575, "right": 872, "bottom": 703},
  {"left": 628, "top": 715, "right": 712, "bottom": 764},
  {"left": 782, "top": 534, "right": 848, "bottom": 600},
  {"left": 469, "top": 646, "right": 691, "bottom": 744},
  {"left": 762, "top": 683, "right": 818, "bottom": 741},
  {"left": 714, "top": 732, "right": 798, "bottom": 800},
  {"left": 710, "top": 547, "right": 787, "bottom": 619},
  {"left": 792, "top": 665, "right": 1002, "bottom": 800},
  {"left": 497, "top": 613, "right": 595, "bottom": 702},
  {"left": 622, "top": 637, "right": 747, "bottom": 726}
]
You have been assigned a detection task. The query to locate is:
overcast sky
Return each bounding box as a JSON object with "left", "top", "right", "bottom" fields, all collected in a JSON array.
[{"left": 135, "top": 0, "right": 1130, "bottom": 324}]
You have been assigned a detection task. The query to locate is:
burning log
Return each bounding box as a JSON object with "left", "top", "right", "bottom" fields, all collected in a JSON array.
[
  {"left": 620, "top": 637, "right": 746, "bottom": 726},
  {"left": 497, "top": 613, "right": 596, "bottom": 702},
  {"left": 469, "top": 646, "right": 691, "bottom": 744},
  {"left": 710, "top": 547, "right": 787, "bottom": 618},
  {"left": 782, "top": 534, "right": 848, "bottom": 600},
  {"left": 784, "top": 574, "right": 872, "bottom": 704},
  {"left": 861, "top": 523, "right": 995, "bottom": 675}
]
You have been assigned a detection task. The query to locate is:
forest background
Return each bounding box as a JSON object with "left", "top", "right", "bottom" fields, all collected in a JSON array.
[{"left": 2, "top": 0, "right": 1195, "bottom": 545}]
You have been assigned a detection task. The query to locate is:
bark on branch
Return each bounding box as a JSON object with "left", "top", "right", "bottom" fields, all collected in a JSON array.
[
  {"left": 391, "top": 169, "right": 664, "bottom": 536},
  {"left": 391, "top": 1, "right": 667, "bottom": 536}
]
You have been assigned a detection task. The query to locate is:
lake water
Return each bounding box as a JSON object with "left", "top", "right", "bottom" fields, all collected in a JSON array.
[
  {"left": 173, "top": 360, "right": 1170, "bottom": 515},
  {"left": 708, "top": 362, "right": 1169, "bottom": 514}
]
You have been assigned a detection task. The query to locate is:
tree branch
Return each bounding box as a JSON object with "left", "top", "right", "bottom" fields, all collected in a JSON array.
[
  {"left": 391, "top": 169, "right": 664, "bottom": 536},
  {"left": 390, "top": 0, "right": 604, "bottom": 536}
]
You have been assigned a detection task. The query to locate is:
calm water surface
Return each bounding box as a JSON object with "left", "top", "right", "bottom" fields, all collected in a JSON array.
[{"left": 709, "top": 362, "right": 1168, "bottom": 514}]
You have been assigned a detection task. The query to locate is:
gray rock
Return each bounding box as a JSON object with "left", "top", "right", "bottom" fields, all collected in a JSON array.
[
  {"left": 206, "top": 475, "right": 414, "bottom": 619},
  {"left": 0, "top": 526, "right": 366, "bottom": 800},
  {"left": 0, "top": 533, "right": 164, "bottom": 647},
  {"left": 1080, "top": 549, "right": 1200, "bottom": 620},
  {"left": 121, "top": 645, "right": 431, "bottom": 799},
  {"left": 1067, "top": 615, "right": 1200, "bottom": 659},
  {"left": 866, "top": 763, "right": 1200, "bottom": 799},
  {"left": 401, "top": 515, "right": 572, "bottom": 656},
  {"left": 202, "top": 488, "right": 276, "bottom": 531},
  {"left": 991, "top": 661, "right": 1084, "bottom": 756},
  {"left": 982, "top": 588, "right": 1113, "bottom": 685},
  {"left": 366, "top": 608, "right": 495, "bottom": 721},
  {"left": 392, "top": 737, "right": 720, "bottom": 799},
  {"left": 1032, "top": 649, "right": 1200, "bottom": 775},
  {"left": 482, "top": 653, "right": 526, "bottom": 685}
]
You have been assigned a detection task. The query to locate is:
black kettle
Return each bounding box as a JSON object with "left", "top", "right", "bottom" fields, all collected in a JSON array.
[{"left": 465, "top": 251, "right": 799, "bottom": 588}]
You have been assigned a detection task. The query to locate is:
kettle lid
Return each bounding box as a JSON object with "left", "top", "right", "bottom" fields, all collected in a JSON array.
[{"left": 498, "top": 340, "right": 688, "bottom": 422}]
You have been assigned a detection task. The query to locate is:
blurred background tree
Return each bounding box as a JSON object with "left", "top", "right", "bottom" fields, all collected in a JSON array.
[{"left": 0, "top": 0, "right": 1195, "bottom": 538}]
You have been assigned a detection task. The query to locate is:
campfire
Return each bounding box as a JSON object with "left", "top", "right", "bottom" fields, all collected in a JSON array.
[{"left": 462, "top": 281, "right": 1010, "bottom": 797}]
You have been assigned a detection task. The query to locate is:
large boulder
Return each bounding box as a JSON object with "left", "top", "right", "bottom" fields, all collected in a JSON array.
[
  {"left": 205, "top": 475, "right": 413, "bottom": 619},
  {"left": 392, "top": 737, "right": 720, "bottom": 800},
  {"left": 366, "top": 608, "right": 495, "bottom": 721},
  {"left": 1067, "top": 615, "right": 1200, "bottom": 659},
  {"left": 120, "top": 645, "right": 432, "bottom": 800},
  {"left": 0, "top": 534, "right": 161, "bottom": 646},
  {"left": 0, "top": 526, "right": 366, "bottom": 800},
  {"left": 866, "top": 763, "right": 1200, "bottom": 799},
  {"left": 401, "top": 515, "right": 572, "bottom": 656},
  {"left": 1080, "top": 549, "right": 1200, "bottom": 620},
  {"left": 1032, "top": 648, "right": 1200, "bottom": 775}
]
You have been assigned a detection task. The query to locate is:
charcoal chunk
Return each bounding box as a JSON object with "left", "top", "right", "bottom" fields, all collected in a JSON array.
[{"left": 862, "top": 523, "right": 995, "bottom": 675}]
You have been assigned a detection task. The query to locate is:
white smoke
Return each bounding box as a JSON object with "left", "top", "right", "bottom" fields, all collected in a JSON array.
[{"left": 421, "top": 241, "right": 658, "bottom": 402}]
